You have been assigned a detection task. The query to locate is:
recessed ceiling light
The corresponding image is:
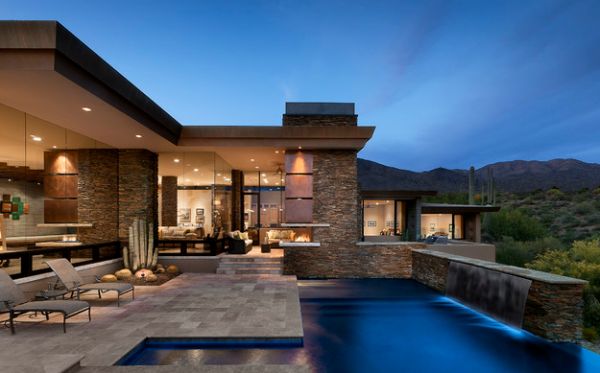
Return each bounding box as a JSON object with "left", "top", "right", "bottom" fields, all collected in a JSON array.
[
  {"left": 81, "top": 107, "right": 92, "bottom": 112},
  {"left": 298, "top": 146, "right": 302, "bottom": 150},
  {"left": 250, "top": 158, "right": 255, "bottom": 162},
  {"left": 193, "top": 168, "right": 199, "bottom": 172},
  {"left": 30, "top": 135, "right": 42, "bottom": 142},
  {"left": 174, "top": 158, "right": 180, "bottom": 163},
  {"left": 216, "top": 173, "right": 221, "bottom": 176},
  {"left": 255, "top": 166, "right": 259, "bottom": 169},
  {"left": 275, "top": 150, "right": 279, "bottom": 154},
  {"left": 135, "top": 134, "right": 142, "bottom": 138},
  {"left": 52, "top": 145, "right": 57, "bottom": 149},
  {"left": 261, "top": 173, "right": 266, "bottom": 177}
]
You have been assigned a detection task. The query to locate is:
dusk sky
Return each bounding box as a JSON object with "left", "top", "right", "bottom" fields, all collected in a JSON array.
[{"left": 2, "top": 0, "right": 600, "bottom": 171}]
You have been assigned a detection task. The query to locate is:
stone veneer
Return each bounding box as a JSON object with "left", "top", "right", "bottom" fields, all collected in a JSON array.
[
  {"left": 283, "top": 150, "right": 429, "bottom": 278},
  {"left": 411, "top": 249, "right": 586, "bottom": 342},
  {"left": 284, "top": 242, "right": 424, "bottom": 278},
  {"left": 76, "top": 149, "right": 158, "bottom": 243},
  {"left": 118, "top": 149, "right": 158, "bottom": 241},
  {"left": 160, "top": 176, "right": 177, "bottom": 226},
  {"left": 282, "top": 114, "right": 357, "bottom": 127},
  {"left": 77, "top": 149, "right": 119, "bottom": 243}
]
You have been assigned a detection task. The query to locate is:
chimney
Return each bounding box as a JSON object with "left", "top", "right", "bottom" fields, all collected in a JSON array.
[{"left": 283, "top": 102, "right": 357, "bottom": 127}]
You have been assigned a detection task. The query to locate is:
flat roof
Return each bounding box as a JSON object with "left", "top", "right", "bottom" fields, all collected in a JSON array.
[
  {"left": 0, "top": 21, "right": 375, "bottom": 153},
  {"left": 0, "top": 21, "right": 182, "bottom": 144},
  {"left": 360, "top": 190, "right": 438, "bottom": 199},
  {"left": 421, "top": 203, "right": 501, "bottom": 214},
  {"left": 180, "top": 125, "right": 375, "bottom": 150}
]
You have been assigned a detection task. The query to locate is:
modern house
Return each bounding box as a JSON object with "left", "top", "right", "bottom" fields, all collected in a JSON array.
[
  {"left": 0, "top": 21, "right": 499, "bottom": 279},
  {"left": 0, "top": 21, "right": 589, "bottom": 350}
]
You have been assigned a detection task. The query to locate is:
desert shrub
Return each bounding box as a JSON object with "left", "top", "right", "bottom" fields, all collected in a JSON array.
[
  {"left": 495, "top": 236, "right": 564, "bottom": 267},
  {"left": 583, "top": 327, "right": 598, "bottom": 342},
  {"left": 527, "top": 239, "right": 600, "bottom": 338},
  {"left": 586, "top": 213, "right": 600, "bottom": 225},
  {"left": 574, "top": 202, "right": 594, "bottom": 216},
  {"left": 546, "top": 187, "right": 565, "bottom": 200},
  {"left": 482, "top": 208, "right": 546, "bottom": 242}
]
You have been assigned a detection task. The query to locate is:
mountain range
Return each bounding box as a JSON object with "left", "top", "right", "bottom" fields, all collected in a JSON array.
[{"left": 357, "top": 158, "right": 600, "bottom": 193}]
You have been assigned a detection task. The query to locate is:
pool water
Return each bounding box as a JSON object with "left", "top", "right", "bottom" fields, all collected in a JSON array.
[{"left": 119, "top": 279, "right": 600, "bottom": 372}]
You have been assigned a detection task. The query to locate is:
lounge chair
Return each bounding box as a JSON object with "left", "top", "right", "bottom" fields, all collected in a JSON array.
[
  {"left": 0, "top": 270, "right": 90, "bottom": 334},
  {"left": 45, "top": 259, "right": 134, "bottom": 306}
]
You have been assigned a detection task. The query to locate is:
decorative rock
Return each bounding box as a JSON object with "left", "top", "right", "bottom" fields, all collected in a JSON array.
[
  {"left": 115, "top": 268, "right": 133, "bottom": 280},
  {"left": 146, "top": 273, "right": 158, "bottom": 282},
  {"left": 135, "top": 269, "right": 154, "bottom": 279},
  {"left": 166, "top": 264, "right": 179, "bottom": 274},
  {"left": 155, "top": 266, "right": 165, "bottom": 274},
  {"left": 101, "top": 274, "right": 118, "bottom": 282}
]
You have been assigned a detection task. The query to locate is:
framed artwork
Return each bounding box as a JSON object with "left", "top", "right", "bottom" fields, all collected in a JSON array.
[
  {"left": 196, "top": 208, "right": 204, "bottom": 216},
  {"left": 367, "top": 220, "right": 377, "bottom": 227},
  {"left": 1, "top": 202, "right": 11, "bottom": 213},
  {"left": 178, "top": 208, "right": 191, "bottom": 223},
  {"left": 429, "top": 223, "right": 436, "bottom": 232}
]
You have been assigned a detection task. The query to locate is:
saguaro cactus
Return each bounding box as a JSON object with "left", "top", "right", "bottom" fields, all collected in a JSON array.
[
  {"left": 468, "top": 166, "right": 475, "bottom": 205},
  {"left": 123, "top": 217, "right": 157, "bottom": 271}
]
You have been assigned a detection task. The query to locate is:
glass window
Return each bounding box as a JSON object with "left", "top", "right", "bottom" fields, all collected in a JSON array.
[
  {"left": 363, "top": 200, "right": 395, "bottom": 236},
  {"left": 421, "top": 214, "right": 452, "bottom": 238},
  {"left": 158, "top": 152, "right": 233, "bottom": 236}
]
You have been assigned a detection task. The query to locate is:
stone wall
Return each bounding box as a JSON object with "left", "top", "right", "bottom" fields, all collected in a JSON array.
[
  {"left": 118, "top": 150, "right": 158, "bottom": 241},
  {"left": 411, "top": 249, "right": 586, "bottom": 342},
  {"left": 284, "top": 243, "right": 425, "bottom": 278},
  {"left": 523, "top": 281, "right": 585, "bottom": 342},
  {"left": 282, "top": 115, "right": 357, "bottom": 127},
  {"left": 160, "top": 176, "right": 177, "bottom": 226},
  {"left": 312, "top": 150, "right": 359, "bottom": 247},
  {"left": 77, "top": 149, "right": 119, "bottom": 243}
]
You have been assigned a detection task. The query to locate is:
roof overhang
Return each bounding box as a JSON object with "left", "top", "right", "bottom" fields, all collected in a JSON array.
[
  {"left": 180, "top": 125, "right": 375, "bottom": 150},
  {"left": 421, "top": 203, "right": 501, "bottom": 214},
  {"left": 360, "top": 190, "right": 438, "bottom": 199},
  {"left": 0, "top": 21, "right": 182, "bottom": 148}
]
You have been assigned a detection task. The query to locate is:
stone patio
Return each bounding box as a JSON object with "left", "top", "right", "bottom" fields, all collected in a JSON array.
[{"left": 0, "top": 273, "right": 305, "bottom": 373}]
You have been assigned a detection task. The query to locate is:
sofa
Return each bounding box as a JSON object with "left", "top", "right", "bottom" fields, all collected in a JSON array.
[
  {"left": 158, "top": 226, "right": 205, "bottom": 240},
  {"left": 226, "top": 230, "right": 253, "bottom": 254}
]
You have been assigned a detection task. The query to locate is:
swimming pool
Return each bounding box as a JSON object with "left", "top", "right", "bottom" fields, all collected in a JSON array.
[{"left": 119, "top": 279, "right": 600, "bottom": 372}]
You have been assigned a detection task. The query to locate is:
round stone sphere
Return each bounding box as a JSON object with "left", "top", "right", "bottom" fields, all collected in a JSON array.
[
  {"left": 146, "top": 273, "right": 158, "bottom": 282},
  {"left": 166, "top": 264, "right": 180, "bottom": 274},
  {"left": 135, "top": 269, "right": 154, "bottom": 279},
  {"left": 115, "top": 268, "right": 133, "bottom": 280},
  {"left": 100, "top": 274, "right": 118, "bottom": 282}
]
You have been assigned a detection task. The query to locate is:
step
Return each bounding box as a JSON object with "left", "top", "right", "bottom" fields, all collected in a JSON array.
[
  {"left": 220, "top": 257, "right": 283, "bottom": 263},
  {"left": 216, "top": 268, "right": 283, "bottom": 275},
  {"left": 219, "top": 262, "right": 283, "bottom": 268}
]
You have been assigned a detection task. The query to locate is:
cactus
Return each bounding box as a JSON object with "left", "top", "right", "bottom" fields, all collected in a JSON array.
[
  {"left": 468, "top": 166, "right": 475, "bottom": 205},
  {"left": 123, "top": 217, "right": 157, "bottom": 271}
]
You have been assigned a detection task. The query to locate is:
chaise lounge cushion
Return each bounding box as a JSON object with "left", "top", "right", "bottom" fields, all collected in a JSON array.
[
  {"left": 46, "top": 258, "right": 134, "bottom": 306},
  {"left": 12, "top": 300, "right": 89, "bottom": 317}
]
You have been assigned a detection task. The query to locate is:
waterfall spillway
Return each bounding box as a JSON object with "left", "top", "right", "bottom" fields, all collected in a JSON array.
[{"left": 446, "top": 261, "right": 532, "bottom": 328}]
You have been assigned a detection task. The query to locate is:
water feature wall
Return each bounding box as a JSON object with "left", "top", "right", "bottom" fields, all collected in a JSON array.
[
  {"left": 446, "top": 261, "right": 531, "bottom": 328},
  {"left": 412, "top": 249, "right": 586, "bottom": 342}
]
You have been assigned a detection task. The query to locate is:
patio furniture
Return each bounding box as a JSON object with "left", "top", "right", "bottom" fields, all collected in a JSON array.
[
  {"left": 45, "top": 258, "right": 134, "bottom": 306},
  {"left": 261, "top": 243, "right": 272, "bottom": 253},
  {"left": 226, "top": 231, "right": 252, "bottom": 254},
  {"left": 0, "top": 270, "right": 90, "bottom": 334}
]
